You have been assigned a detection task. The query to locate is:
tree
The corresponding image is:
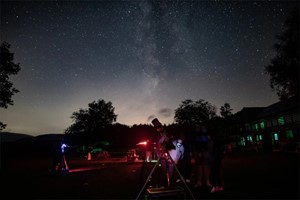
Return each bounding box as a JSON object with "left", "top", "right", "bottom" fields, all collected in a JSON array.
[
  {"left": 265, "top": 9, "right": 299, "bottom": 100},
  {"left": 174, "top": 99, "right": 216, "bottom": 125},
  {"left": 220, "top": 102, "right": 233, "bottom": 119},
  {"left": 0, "top": 41, "right": 21, "bottom": 131},
  {"left": 65, "top": 99, "right": 117, "bottom": 135}
]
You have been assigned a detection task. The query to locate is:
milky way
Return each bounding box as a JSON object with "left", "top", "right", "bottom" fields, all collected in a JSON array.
[{"left": 1, "top": 0, "right": 298, "bottom": 135}]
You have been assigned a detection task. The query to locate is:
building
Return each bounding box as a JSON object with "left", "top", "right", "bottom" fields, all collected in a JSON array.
[{"left": 228, "top": 96, "right": 299, "bottom": 152}]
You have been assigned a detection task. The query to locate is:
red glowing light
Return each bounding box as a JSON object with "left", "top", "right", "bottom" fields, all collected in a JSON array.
[{"left": 136, "top": 141, "right": 148, "bottom": 146}]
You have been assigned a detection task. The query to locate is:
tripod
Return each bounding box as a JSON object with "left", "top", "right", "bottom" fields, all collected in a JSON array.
[
  {"left": 139, "top": 151, "right": 155, "bottom": 185},
  {"left": 135, "top": 149, "right": 196, "bottom": 200}
]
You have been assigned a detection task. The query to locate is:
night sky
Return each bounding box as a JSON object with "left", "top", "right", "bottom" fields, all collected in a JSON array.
[{"left": 1, "top": 0, "right": 298, "bottom": 136}]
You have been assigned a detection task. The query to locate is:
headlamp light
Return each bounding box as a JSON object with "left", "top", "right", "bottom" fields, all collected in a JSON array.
[{"left": 176, "top": 139, "right": 183, "bottom": 148}]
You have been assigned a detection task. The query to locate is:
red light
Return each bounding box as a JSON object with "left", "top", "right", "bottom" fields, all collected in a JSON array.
[{"left": 136, "top": 141, "right": 148, "bottom": 146}]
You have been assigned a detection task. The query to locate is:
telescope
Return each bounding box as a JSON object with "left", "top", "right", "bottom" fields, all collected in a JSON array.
[
  {"left": 136, "top": 118, "right": 196, "bottom": 200},
  {"left": 151, "top": 118, "right": 174, "bottom": 151},
  {"left": 151, "top": 118, "right": 164, "bottom": 133}
]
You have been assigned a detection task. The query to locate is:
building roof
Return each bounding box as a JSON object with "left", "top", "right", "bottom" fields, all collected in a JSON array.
[
  {"left": 230, "top": 107, "right": 265, "bottom": 124},
  {"left": 257, "top": 96, "right": 299, "bottom": 119},
  {"left": 230, "top": 96, "right": 299, "bottom": 124}
]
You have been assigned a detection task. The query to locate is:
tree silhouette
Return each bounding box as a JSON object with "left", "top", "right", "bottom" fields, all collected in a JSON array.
[
  {"left": 220, "top": 102, "right": 233, "bottom": 119},
  {"left": 265, "top": 9, "right": 299, "bottom": 100},
  {"left": 174, "top": 99, "right": 216, "bottom": 125},
  {"left": 65, "top": 99, "right": 117, "bottom": 135},
  {"left": 0, "top": 41, "right": 21, "bottom": 131}
]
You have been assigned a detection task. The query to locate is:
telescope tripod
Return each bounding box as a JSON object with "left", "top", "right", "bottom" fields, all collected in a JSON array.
[{"left": 135, "top": 149, "right": 195, "bottom": 200}]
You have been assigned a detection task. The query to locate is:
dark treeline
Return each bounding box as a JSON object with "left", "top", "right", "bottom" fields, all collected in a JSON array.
[{"left": 1, "top": 117, "right": 228, "bottom": 159}]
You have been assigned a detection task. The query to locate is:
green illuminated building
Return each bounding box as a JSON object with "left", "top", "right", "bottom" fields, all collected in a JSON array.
[{"left": 227, "top": 96, "right": 299, "bottom": 152}]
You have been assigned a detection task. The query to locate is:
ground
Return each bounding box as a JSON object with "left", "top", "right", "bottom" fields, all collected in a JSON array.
[{"left": 1, "top": 150, "right": 299, "bottom": 199}]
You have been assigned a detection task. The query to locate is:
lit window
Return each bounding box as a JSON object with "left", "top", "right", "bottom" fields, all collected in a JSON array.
[
  {"left": 240, "top": 137, "right": 246, "bottom": 146},
  {"left": 274, "top": 133, "right": 279, "bottom": 140},
  {"left": 260, "top": 121, "right": 265, "bottom": 129},
  {"left": 278, "top": 116, "right": 285, "bottom": 126},
  {"left": 256, "top": 134, "right": 263, "bottom": 141},
  {"left": 286, "top": 130, "right": 294, "bottom": 138},
  {"left": 247, "top": 135, "right": 252, "bottom": 142},
  {"left": 255, "top": 124, "right": 259, "bottom": 131}
]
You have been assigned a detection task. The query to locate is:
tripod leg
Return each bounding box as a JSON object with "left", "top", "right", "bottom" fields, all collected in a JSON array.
[
  {"left": 135, "top": 153, "right": 163, "bottom": 200},
  {"left": 166, "top": 164, "right": 170, "bottom": 187},
  {"left": 139, "top": 159, "right": 150, "bottom": 185},
  {"left": 166, "top": 151, "right": 196, "bottom": 200}
]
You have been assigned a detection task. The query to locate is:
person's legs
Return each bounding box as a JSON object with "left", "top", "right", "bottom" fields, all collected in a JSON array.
[
  {"left": 203, "top": 164, "right": 212, "bottom": 187},
  {"left": 210, "top": 162, "right": 218, "bottom": 193},
  {"left": 210, "top": 162, "right": 216, "bottom": 184},
  {"left": 183, "top": 154, "right": 192, "bottom": 182},
  {"left": 160, "top": 159, "right": 168, "bottom": 184},
  {"left": 195, "top": 165, "right": 203, "bottom": 187},
  {"left": 194, "top": 152, "right": 203, "bottom": 188},
  {"left": 211, "top": 159, "right": 224, "bottom": 192},
  {"left": 175, "top": 155, "right": 190, "bottom": 183},
  {"left": 216, "top": 160, "right": 224, "bottom": 191},
  {"left": 62, "top": 155, "right": 69, "bottom": 170},
  {"left": 167, "top": 161, "right": 175, "bottom": 185},
  {"left": 175, "top": 159, "right": 183, "bottom": 182}
]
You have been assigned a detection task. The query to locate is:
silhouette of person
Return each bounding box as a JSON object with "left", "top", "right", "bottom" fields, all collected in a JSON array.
[
  {"left": 192, "top": 124, "right": 213, "bottom": 189},
  {"left": 210, "top": 134, "right": 225, "bottom": 193},
  {"left": 50, "top": 138, "right": 69, "bottom": 174},
  {"left": 60, "top": 139, "right": 69, "bottom": 170},
  {"left": 152, "top": 118, "right": 177, "bottom": 186}
]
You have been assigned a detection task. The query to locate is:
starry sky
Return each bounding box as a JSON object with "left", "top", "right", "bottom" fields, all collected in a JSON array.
[{"left": 1, "top": 0, "right": 298, "bottom": 136}]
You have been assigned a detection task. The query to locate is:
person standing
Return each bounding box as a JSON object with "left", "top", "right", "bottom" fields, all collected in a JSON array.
[
  {"left": 210, "top": 134, "right": 225, "bottom": 193},
  {"left": 50, "top": 138, "right": 69, "bottom": 173},
  {"left": 60, "top": 140, "right": 69, "bottom": 171},
  {"left": 193, "top": 124, "right": 213, "bottom": 189},
  {"left": 176, "top": 131, "right": 192, "bottom": 183},
  {"left": 152, "top": 118, "right": 176, "bottom": 186}
]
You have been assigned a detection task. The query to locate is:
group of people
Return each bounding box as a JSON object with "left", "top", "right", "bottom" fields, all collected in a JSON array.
[
  {"left": 190, "top": 123, "right": 225, "bottom": 193},
  {"left": 152, "top": 118, "right": 226, "bottom": 193}
]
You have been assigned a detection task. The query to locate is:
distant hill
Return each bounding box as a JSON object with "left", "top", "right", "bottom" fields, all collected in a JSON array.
[
  {"left": 0, "top": 132, "right": 65, "bottom": 143},
  {"left": 0, "top": 132, "right": 33, "bottom": 143},
  {"left": 1, "top": 132, "right": 65, "bottom": 158}
]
